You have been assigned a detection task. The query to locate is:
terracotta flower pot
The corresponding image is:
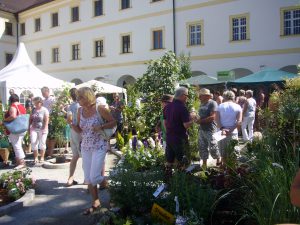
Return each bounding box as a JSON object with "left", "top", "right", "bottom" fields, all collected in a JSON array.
[
  {"left": 46, "top": 139, "right": 56, "bottom": 156},
  {"left": 0, "top": 148, "right": 10, "bottom": 162}
]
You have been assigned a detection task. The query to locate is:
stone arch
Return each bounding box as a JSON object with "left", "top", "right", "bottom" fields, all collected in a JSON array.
[
  {"left": 231, "top": 68, "right": 253, "bottom": 79},
  {"left": 71, "top": 78, "right": 83, "bottom": 85},
  {"left": 117, "top": 75, "right": 136, "bottom": 87},
  {"left": 191, "top": 70, "right": 207, "bottom": 77},
  {"left": 279, "top": 65, "right": 298, "bottom": 74}
]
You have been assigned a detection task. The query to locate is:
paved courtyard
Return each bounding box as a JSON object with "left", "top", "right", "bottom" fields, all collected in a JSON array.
[{"left": 0, "top": 151, "right": 118, "bottom": 225}]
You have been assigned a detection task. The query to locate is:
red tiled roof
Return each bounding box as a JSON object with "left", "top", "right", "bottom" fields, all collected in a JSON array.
[{"left": 0, "top": 0, "right": 54, "bottom": 13}]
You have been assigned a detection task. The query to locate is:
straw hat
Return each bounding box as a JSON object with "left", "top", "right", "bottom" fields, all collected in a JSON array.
[{"left": 199, "top": 88, "right": 211, "bottom": 96}]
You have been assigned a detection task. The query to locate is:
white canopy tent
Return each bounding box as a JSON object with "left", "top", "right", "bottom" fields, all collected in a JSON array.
[
  {"left": 75, "top": 80, "right": 126, "bottom": 94},
  {"left": 75, "top": 80, "right": 127, "bottom": 102},
  {"left": 0, "top": 43, "right": 71, "bottom": 105}
]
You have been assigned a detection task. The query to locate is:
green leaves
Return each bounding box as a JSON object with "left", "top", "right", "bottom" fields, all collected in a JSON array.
[
  {"left": 133, "top": 51, "right": 192, "bottom": 136},
  {"left": 123, "top": 145, "right": 164, "bottom": 171}
]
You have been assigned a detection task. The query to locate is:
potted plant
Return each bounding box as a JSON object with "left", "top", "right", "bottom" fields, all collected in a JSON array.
[{"left": 46, "top": 87, "right": 70, "bottom": 157}]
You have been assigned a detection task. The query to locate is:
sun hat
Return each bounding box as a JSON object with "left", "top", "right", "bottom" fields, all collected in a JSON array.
[{"left": 199, "top": 88, "right": 211, "bottom": 96}]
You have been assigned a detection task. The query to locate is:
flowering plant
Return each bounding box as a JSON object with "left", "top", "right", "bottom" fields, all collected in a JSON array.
[{"left": 0, "top": 168, "right": 35, "bottom": 200}]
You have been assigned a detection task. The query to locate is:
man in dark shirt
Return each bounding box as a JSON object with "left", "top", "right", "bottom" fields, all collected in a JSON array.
[{"left": 163, "top": 87, "right": 194, "bottom": 179}]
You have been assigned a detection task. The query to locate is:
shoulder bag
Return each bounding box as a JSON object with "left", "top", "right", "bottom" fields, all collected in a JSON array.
[
  {"left": 3, "top": 105, "right": 29, "bottom": 134},
  {"left": 96, "top": 106, "right": 117, "bottom": 141}
]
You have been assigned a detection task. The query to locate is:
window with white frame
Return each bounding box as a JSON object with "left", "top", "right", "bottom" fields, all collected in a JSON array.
[
  {"left": 95, "top": 40, "right": 104, "bottom": 57},
  {"left": 36, "top": 51, "right": 42, "bottom": 65},
  {"left": 94, "top": 0, "right": 103, "bottom": 16},
  {"left": 20, "top": 23, "right": 25, "bottom": 36},
  {"left": 282, "top": 8, "right": 300, "bottom": 36},
  {"left": 230, "top": 14, "right": 249, "bottom": 41},
  {"left": 35, "top": 18, "right": 41, "bottom": 32},
  {"left": 121, "top": 35, "right": 131, "bottom": 53},
  {"left": 5, "top": 22, "right": 13, "bottom": 36},
  {"left": 188, "top": 21, "right": 203, "bottom": 46},
  {"left": 52, "top": 12, "right": 59, "bottom": 27},
  {"left": 72, "top": 44, "right": 80, "bottom": 60},
  {"left": 121, "top": 0, "right": 130, "bottom": 9},
  {"left": 52, "top": 48, "right": 59, "bottom": 63},
  {"left": 152, "top": 29, "right": 163, "bottom": 49},
  {"left": 71, "top": 6, "right": 79, "bottom": 22}
]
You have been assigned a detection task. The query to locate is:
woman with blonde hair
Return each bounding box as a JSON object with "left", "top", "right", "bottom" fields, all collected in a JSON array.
[{"left": 71, "top": 87, "right": 116, "bottom": 215}]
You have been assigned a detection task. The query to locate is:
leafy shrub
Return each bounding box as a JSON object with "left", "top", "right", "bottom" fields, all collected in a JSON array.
[
  {"left": 239, "top": 77, "right": 300, "bottom": 224},
  {"left": 157, "top": 171, "right": 217, "bottom": 224},
  {"left": 0, "top": 168, "right": 34, "bottom": 200},
  {"left": 109, "top": 165, "right": 164, "bottom": 215},
  {"left": 122, "top": 145, "right": 164, "bottom": 171}
]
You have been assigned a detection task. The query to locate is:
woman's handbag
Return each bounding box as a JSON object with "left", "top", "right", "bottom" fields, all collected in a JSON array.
[
  {"left": 96, "top": 106, "right": 117, "bottom": 141},
  {"left": 3, "top": 105, "right": 29, "bottom": 134}
]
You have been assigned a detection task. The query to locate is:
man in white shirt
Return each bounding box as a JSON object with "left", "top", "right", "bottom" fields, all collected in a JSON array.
[
  {"left": 41, "top": 86, "right": 55, "bottom": 113},
  {"left": 216, "top": 90, "right": 242, "bottom": 165}
]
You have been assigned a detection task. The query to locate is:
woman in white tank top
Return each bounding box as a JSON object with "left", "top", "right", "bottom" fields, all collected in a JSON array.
[{"left": 242, "top": 90, "right": 257, "bottom": 141}]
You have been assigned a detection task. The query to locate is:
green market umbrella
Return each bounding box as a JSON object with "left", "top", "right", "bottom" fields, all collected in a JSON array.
[
  {"left": 231, "top": 68, "right": 298, "bottom": 84},
  {"left": 182, "top": 75, "right": 224, "bottom": 85}
]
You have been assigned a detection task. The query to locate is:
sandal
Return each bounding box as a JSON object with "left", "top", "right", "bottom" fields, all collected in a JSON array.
[
  {"left": 82, "top": 205, "right": 100, "bottom": 215},
  {"left": 66, "top": 180, "right": 78, "bottom": 187}
]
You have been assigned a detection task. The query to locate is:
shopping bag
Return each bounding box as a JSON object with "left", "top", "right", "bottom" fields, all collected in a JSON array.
[
  {"left": 4, "top": 114, "right": 29, "bottom": 134},
  {"left": 96, "top": 106, "right": 117, "bottom": 141}
]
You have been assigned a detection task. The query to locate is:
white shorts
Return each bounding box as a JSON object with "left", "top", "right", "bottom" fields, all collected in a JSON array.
[{"left": 81, "top": 140, "right": 107, "bottom": 186}]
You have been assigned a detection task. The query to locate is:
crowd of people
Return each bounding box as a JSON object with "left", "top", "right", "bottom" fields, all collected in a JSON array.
[
  {"left": 0, "top": 86, "right": 121, "bottom": 215},
  {"left": 161, "top": 86, "right": 260, "bottom": 172},
  {"left": 0, "top": 83, "right": 299, "bottom": 211}
]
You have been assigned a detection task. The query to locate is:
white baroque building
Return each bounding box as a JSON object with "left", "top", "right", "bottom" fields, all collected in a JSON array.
[{"left": 0, "top": 0, "right": 300, "bottom": 87}]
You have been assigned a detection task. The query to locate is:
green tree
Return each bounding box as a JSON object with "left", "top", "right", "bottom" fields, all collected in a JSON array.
[{"left": 135, "top": 51, "right": 192, "bottom": 136}]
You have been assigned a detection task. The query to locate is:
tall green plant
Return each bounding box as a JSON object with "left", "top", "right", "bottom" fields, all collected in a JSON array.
[
  {"left": 240, "top": 77, "right": 300, "bottom": 224},
  {"left": 48, "top": 86, "right": 70, "bottom": 140},
  {"left": 135, "top": 51, "right": 191, "bottom": 136},
  {"left": 123, "top": 84, "right": 141, "bottom": 131},
  {"left": 242, "top": 144, "right": 300, "bottom": 224}
]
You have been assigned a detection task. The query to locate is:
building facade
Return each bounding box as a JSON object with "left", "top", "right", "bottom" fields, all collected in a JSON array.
[{"left": 1, "top": 0, "right": 300, "bottom": 86}]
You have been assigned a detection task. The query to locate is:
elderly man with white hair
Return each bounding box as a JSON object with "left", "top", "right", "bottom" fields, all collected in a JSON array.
[
  {"left": 163, "top": 87, "right": 194, "bottom": 180},
  {"left": 241, "top": 90, "right": 257, "bottom": 142},
  {"left": 216, "top": 90, "right": 242, "bottom": 165}
]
